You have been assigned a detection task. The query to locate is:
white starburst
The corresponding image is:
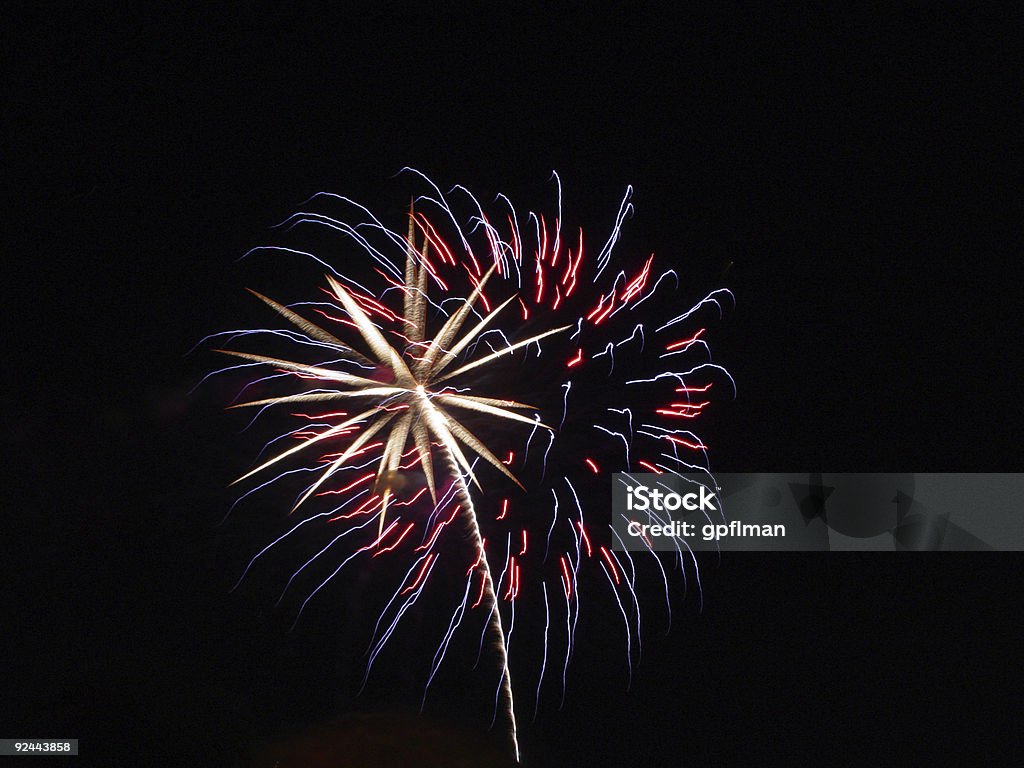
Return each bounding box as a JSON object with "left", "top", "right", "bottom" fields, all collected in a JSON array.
[{"left": 218, "top": 212, "right": 569, "bottom": 534}]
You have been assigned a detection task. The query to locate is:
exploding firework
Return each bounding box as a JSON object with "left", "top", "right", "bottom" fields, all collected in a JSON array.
[{"left": 208, "top": 170, "right": 733, "bottom": 761}]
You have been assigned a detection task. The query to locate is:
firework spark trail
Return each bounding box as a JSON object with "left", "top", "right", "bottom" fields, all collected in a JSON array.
[
  {"left": 444, "top": 448, "right": 520, "bottom": 762},
  {"left": 213, "top": 171, "right": 732, "bottom": 762},
  {"left": 535, "top": 580, "right": 551, "bottom": 719},
  {"left": 423, "top": 568, "right": 474, "bottom": 708}
]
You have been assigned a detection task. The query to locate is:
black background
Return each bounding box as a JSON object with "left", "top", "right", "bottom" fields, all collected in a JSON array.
[{"left": 4, "top": 6, "right": 1022, "bottom": 766}]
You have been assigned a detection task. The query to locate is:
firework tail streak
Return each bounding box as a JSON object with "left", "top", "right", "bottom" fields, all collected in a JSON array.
[{"left": 209, "top": 170, "right": 733, "bottom": 761}]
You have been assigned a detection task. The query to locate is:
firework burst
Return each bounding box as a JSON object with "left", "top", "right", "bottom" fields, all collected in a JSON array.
[{"left": 208, "top": 170, "right": 733, "bottom": 761}]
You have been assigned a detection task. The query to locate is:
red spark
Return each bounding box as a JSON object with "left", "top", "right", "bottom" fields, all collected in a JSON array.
[
  {"left": 599, "top": 546, "right": 621, "bottom": 584},
  {"left": 401, "top": 553, "right": 436, "bottom": 594},
  {"left": 559, "top": 556, "right": 573, "bottom": 599},
  {"left": 577, "top": 521, "right": 593, "bottom": 558},
  {"left": 665, "top": 328, "right": 706, "bottom": 351},
  {"left": 373, "top": 521, "right": 415, "bottom": 557},
  {"left": 664, "top": 435, "right": 707, "bottom": 450}
]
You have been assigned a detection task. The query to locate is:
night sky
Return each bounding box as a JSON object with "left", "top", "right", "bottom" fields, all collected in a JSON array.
[{"left": 4, "top": 7, "right": 1021, "bottom": 767}]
